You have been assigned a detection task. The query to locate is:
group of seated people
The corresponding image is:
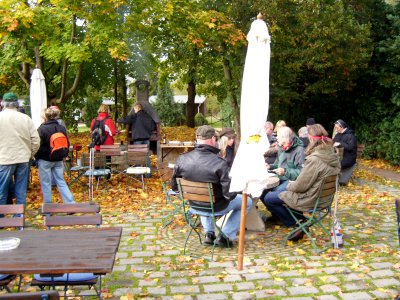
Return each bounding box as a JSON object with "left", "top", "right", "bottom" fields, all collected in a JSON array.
[{"left": 170, "top": 117, "right": 358, "bottom": 247}]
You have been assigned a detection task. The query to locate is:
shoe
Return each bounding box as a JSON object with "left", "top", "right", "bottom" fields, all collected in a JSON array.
[
  {"left": 262, "top": 214, "right": 282, "bottom": 225},
  {"left": 216, "top": 235, "right": 232, "bottom": 248},
  {"left": 287, "top": 229, "right": 304, "bottom": 242},
  {"left": 204, "top": 232, "right": 216, "bottom": 245}
]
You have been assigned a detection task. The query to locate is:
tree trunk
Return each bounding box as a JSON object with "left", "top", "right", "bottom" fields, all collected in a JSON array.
[
  {"left": 120, "top": 64, "right": 128, "bottom": 116},
  {"left": 114, "top": 62, "right": 118, "bottom": 120},
  {"left": 59, "top": 14, "right": 82, "bottom": 103},
  {"left": 186, "top": 69, "right": 196, "bottom": 128},
  {"left": 222, "top": 49, "right": 241, "bottom": 135},
  {"left": 16, "top": 42, "right": 31, "bottom": 89}
]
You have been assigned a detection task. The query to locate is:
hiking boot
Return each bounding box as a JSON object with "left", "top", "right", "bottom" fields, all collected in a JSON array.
[
  {"left": 216, "top": 235, "right": 232, "bottom": 248},
  {"left": 262, "top": 214, "right": 282, "bottom": 225},
  {"left": 204, "top": 232, "right": 216, "bottom": 245}
]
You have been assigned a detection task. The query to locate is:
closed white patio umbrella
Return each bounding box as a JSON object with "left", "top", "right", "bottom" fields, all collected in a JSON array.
[
  {"left": 229, "top": 14, "right": 271, "bottom": 270},
  {"left": 30, "top": 68, "right": 47, "bottom": 128}
]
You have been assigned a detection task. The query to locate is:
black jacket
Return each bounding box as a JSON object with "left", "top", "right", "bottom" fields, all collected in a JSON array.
[
  {"left": 333, "top": 128, "right": 357, "bottom": 168},
  {"left": 171, "top": 144, "right": 237, "bottom": 212},
  {"left": 118, "top": 110, "right": 155, "bottom": 141},
  {"left": 35, "top": 120, "right": 70, "bottom": 161}
]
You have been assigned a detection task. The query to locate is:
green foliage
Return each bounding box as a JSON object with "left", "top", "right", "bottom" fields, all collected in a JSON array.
[
  {"left": 153, "top": 79, "right": 184, "bottom": 126},
  {"left": 84, "top": 87, "right": 103, "bottom": 128},
  {"left": 194, "top": 113, "right": 208, "bottom": 126}
]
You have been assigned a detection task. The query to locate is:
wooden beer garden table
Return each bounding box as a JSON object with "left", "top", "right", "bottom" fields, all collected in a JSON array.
[{"left": 0, "top": 227, "right": 122, "bottom": 275}]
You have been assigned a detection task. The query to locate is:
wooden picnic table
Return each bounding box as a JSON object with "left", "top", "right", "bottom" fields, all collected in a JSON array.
[
  {"left": 158, "top": 142, "right": 195, "bottom": 164},
  {"left": 0, "top": 227, "right": 122, "bottom": 275}
]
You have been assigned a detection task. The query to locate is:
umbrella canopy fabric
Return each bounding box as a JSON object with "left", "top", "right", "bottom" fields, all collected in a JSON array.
[
  {"left": 229, "top": 17, "right": 271, "bottom": 197},
  {"left": 30, "top": 68, "right": 47, "bottom": 128}
]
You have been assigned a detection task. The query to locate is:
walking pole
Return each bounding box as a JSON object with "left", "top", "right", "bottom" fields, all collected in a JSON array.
[{"left": 237, "top": 192, "right": 248, "bottom": 270}]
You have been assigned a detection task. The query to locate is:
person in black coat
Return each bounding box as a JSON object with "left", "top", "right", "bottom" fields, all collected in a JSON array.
[
  {"left": 333, "top": 119, "right": 357, "bottom": 184},
  {"left": 171, "top": 125, "right": 252, "bottom": 247},
  {"left": 117, "top": 102, "right": 155, "bottom": 146}
]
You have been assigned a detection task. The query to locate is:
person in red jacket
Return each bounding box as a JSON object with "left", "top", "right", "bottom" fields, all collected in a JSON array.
[{"left": 90, "top": 104, "right": 118, "bottom": 151}]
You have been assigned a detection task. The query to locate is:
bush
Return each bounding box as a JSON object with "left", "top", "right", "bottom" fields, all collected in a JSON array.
[
  {"left": 195, "top": 113, "right": 207, "bottom": 126},
  {"left": 153, "top": 79, "right": 185, "bottom": 126}
]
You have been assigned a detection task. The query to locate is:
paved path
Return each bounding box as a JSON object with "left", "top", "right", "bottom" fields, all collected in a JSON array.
[
  {"left": 6, "top": 177, "right": 400, "bottom": 299},
  {"left": 98, "top": 178, "right": 400, "bottom": 300}
]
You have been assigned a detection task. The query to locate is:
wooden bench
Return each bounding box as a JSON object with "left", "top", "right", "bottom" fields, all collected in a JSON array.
[
  {"left": 32, "top": 203, "right": 103, "bottom": 298},
  {"left": 42, "top": 203, "right": 101, "bottom": 228},
  {"left": 0, "top": 205, "right": 24, "bottom": 230},
  {"left": 0, "top": 290, "right": 59, "bottom": 299},
  {"left": 0, "top": 205, "right": 24, "bottom": 293}
]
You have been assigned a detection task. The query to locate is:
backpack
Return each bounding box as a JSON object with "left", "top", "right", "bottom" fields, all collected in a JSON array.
[
  {"left": 90, "top": 116, "right": 110, "bottom": 147},
  {"left": 49, "top": 127, "right": 69, "bottom": 161}
]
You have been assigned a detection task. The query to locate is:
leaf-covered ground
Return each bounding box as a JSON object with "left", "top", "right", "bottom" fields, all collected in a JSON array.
[{"left": 4, "top": 127, "right": 400, "bottom": 299}]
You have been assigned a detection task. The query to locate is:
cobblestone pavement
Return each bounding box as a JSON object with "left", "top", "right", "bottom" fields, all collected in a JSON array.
[
  {"left": 99, "top": 178, "right": 400, "bottom": 300},
  {"left": 5, "top": 178, "right": 400, "bottom": 299}
]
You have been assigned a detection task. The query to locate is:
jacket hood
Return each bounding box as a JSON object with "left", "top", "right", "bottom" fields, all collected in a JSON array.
[{"left": 309, "top": 147, "right": 340, "bottom": 168}]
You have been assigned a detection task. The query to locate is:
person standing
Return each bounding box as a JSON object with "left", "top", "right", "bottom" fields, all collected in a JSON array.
[
  {"left": 35, "top": 107, "right": 75, "bottom": 204},
  {"left": 90, "top": 104, "right": 118, "bottom": 151},
  {"left": 171, "top": 125, "right": 252, "bottom": 247},
  {"left": 333, "top": 119, "right": 357, "bottom": 185},
  {"left": 49, "top": 105, "right": 67, "bottom": 129},
  {"left": 118, "top": 102, "right": 155, "bottom": 145},
  {"left": 0, "top": 92, "right": 40, "bottom": 205}
]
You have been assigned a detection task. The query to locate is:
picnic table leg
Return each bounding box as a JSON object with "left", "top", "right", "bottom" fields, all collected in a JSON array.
[{"left": 237, "top": 192, "right": 248, "bottom": 270}]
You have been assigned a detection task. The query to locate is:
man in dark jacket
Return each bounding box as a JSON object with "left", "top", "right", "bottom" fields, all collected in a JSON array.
[
  {"left": 171, "top": 125, "right": 252, "bottom": 247},
  {"left": 118, "top": 102, "right": 155, "bottom": 145},
  {"left": 333, "top": 119, "right": 357, "bottom": 185}
]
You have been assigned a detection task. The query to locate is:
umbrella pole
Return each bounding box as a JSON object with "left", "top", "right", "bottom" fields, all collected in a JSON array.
[{"left": 237, "top": 192, "right": 248, "bottom": 270}]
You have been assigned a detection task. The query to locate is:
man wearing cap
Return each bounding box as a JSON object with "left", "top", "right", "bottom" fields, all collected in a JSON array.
[
  {"left": 171, "top": 125, "right": 252, "bottom": 247},
  {"left": 333, "top": 119, "right": 357, "bottom": 185},
  {"left": 0, "top": 92, "right": 40, "bottom": 205}
]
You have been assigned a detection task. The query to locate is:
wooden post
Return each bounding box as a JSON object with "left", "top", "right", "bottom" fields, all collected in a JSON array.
[{"left": 237, "top": 192, "right": 248, "bottom": 270}]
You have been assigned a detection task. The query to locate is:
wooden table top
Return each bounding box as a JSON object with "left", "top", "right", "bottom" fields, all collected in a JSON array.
[
  {"left": 265, "top": 175, "right": 280, "bottom": 190},
  {"left": 160, "top": 143, "right": 195, "bottom": 148},
  {"left": 0, "top": 227, "right": 122, "bottom": 275}
]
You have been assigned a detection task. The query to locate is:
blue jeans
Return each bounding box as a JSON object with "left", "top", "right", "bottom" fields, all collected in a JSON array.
[
  {"left": 38, "top": 160, "right": 75, "bottom": 204},
  {"left": 190, "top": 194, "right": 252, "bottom": 241},
  {"left": 0, "top": 163, "right": 30, "bottom": 205},
  {"left": 262, "top": 181, "right": 304, "bottom": 227},
  {"left": 133, "top": 140, "right": 150, "bottom": 146}
]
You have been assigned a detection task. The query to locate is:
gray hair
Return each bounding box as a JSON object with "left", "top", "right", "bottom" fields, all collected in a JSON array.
[
  {"left": 3, "top": 101, "right": 19, "bottom": 109},
  {"left": 277, "top": 126, "right": 295, "bottom": 145},
  {"left": 264, "top": 121, "right": 274, "bottom": 130},
  {"left": 298, "top": 126, "right": 308, "bottom": 138}
]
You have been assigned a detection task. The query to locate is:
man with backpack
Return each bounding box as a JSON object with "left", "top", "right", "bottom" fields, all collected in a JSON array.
[
  {"left": 90, "top": 104, "right": 118, "bottom": 151},
  {"left": 35, "top": 107, "right": 75, "bottom": 204}
]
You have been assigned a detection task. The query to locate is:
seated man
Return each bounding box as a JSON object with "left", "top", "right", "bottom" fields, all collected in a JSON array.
[
  {"left": 263, "top": 121, "right": 278, "bottom": 164},
  {"left": 171, "top": 125, "right": 252, "bottom": 247},
  {"left": 333, "top": 119, "right": 357, "bottom": 185}
]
